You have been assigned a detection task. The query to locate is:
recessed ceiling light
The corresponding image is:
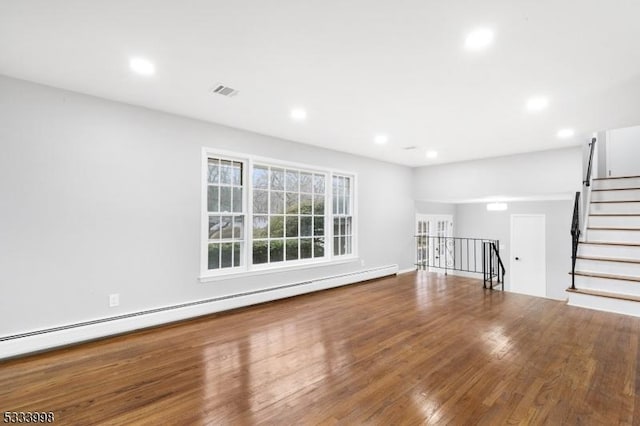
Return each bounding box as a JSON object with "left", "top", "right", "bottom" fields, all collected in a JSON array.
[
  {"left": 487, "top": 202, "right": 508, "bottom": 211},
  {"left": 526, "top": 96, "right": 549, "bottom": 112},
  {"left": 290, "top": 108, "right": 307, "bottom": 121},
  {"left": 374, "top": 134, "right": 388, "bottom": 145},
  {"left": 557, "top": 128, "right": 575, "bottom": 139},
  {"left": 426, "top": 150, "right": 438, "bottom": 159},
  {"left": 465, "top": 28, "right": 494, "bottom": 51},
  {"left": 129, "top": 57, "right": 155, "bottom": 76}
]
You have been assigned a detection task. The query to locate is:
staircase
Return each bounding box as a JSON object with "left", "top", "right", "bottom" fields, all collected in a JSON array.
[{"left": 567, "top": 175, "right": 640, "bottom": 317}]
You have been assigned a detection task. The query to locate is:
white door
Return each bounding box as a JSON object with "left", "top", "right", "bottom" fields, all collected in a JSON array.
[
  {"left": 607, "top": 127, "right": 640, "bottom": 177},
  {"left": 510, "top": 215, "right": 546, "bottom": 297}
]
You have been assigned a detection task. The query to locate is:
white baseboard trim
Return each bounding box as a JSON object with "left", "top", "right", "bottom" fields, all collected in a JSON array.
[
  {"left": 1, "top": 264, "right": 398, "bottom": 360},
  {"left": 397, "top": 267, "right": 417, "bottom": 275}
]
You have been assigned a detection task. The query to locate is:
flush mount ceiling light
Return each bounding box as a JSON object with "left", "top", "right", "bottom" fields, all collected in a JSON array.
[
  {"left": 486, "top": 202, "right": 508, "bottom": 211},
  {"left": 465, "top": 28, "right": 494, "bottom": 51},
  {"left": 129, "top": 57, "right": 155, "bottom": 76},
  {"left": 290, "top": 108, "right": 307, "bottom": 121},
  {"left": 374, "top": 134, "right": 388, "bottom": 145},
  {"left": 425, "top": 150, "right": 438, "bottom": 159},
  {"left": 526, "top": 96, "right": 549, "bottom": 112},
  {"left": 557, "top": 128, "right": 575, "bottom": 139}
]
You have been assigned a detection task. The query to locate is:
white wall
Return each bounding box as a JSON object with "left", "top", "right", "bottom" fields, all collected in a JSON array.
[
  {"left": 596, "top": 131, "right": 607, "bottom": 179},
  {"left": 415, "top": 201, "right": 456, "bottom": 216},
  {"left": 454, "top": 200, "right": 572, "bottom": 300},
  {"left": 413, "top": 147, "right": 582, "bottom": 203},
  {"left": 0, "top": 75, "right": 415, "bottom": 338}
]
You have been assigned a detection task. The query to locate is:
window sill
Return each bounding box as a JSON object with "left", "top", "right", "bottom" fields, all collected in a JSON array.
[{"left": 199, "top": 256, "right": 360, "bottom": 283}]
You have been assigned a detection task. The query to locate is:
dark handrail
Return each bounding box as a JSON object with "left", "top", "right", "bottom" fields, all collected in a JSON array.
[
  {"left": 414, "top": 235, "right": 504, "bottom": 290},
  {"left": 483, "top": 242, "right": 505, "bottom": 290},
  {"left": 415, "top": 236, "right": 495, "bottom": 274},
  {"left": 583, "top": 137, "right": 596, "bottom": 187},
  {"left": 491, "top": 242, "right": 505, "bottom": 287},
  {"left": 570, "top": 191, "right": 581, "bottom": 289}
]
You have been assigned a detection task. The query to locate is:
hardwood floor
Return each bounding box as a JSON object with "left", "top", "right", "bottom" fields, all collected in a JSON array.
[{"left": 2, "top": 272, "right": 640, "bottom": 425}]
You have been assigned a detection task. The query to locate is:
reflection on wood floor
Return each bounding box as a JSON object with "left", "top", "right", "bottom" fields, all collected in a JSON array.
[{"left": 1, "top": 271, "right": 639, "bottom": 424}]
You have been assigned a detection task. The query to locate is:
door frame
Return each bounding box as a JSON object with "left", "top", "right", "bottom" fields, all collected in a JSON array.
[{"left": 509, "top": 214, "right": 546, "bottom": 297}]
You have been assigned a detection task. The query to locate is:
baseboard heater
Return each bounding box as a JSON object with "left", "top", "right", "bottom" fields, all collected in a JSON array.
[{"left": 0, "top": 264, "right": 398, "bottom": 360}]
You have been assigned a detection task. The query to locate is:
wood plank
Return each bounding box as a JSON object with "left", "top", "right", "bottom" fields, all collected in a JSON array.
[{"left": 1, "top": 272, "right": 640, "bottom": 424}]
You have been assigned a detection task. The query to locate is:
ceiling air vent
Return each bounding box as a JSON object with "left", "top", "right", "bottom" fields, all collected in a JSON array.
[
  {"left": 402, "top": 146, "right": 417, "bottom": 151},
  {"left": 211, "top": 84, "right": 239, "bottom": 97}
]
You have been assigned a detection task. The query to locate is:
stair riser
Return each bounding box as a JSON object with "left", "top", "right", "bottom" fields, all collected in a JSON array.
[
  {"left": 590, "top": 202, "right": 640, "bottom": 214},
  {"left": 593, "top": 177, "right": 640, "bottom": 190},
  {"left": 587, "top": 229, "right": 640, "bottom": 244},
  {"left": 589, "top": 215, "right": 640, "bottom": 227},
  {"left": 567, "top": 292, "right": 640, "bottom": 318},
  {"left": 575, "top": 259, "right": 640, "bottom": 276},
  {"left": 573, "top": 275, "right": 640, "bottom": 296},
  {"left": 578, "top": 244, "right": 640, "bottom": 258},
  {"left": 591, "top": 189, "right": 640, "bottom": 202}
]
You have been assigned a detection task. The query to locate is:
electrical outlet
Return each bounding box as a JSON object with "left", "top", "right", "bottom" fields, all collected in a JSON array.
[
  {"left": 109, "top": 293, "right": 119, "bottom": 307},
  {"left": 360, "top": 259, "right": 365, "bottom": 267}
]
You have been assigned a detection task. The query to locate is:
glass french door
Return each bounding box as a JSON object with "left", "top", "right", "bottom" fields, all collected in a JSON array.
[{"left": 416, "top": 214, "right": 454, "bottom": 271}]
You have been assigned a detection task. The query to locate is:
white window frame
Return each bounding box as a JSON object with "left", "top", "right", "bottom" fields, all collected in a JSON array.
[
  {"left": 331, "top": 173, "right": 357, "bottom": 257},
  {"left": 200, "top": 147, "right": 358, "bottom": 282},
  {"left": 201, "top": 152, "right": 249, "bottom": 277}
]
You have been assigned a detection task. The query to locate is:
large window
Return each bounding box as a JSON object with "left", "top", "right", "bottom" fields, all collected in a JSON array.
[{"left": 201, "top": 149, "right": 356, "bottom": 279}]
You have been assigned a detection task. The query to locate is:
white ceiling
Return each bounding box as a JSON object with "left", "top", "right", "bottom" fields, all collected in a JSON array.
[{"left": 1, "top": 0, "right": 640, "bottom": 166}]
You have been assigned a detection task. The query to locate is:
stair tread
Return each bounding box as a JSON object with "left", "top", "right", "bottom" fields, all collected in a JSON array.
[
  {"left": 580, "top": 241, "right": 640, "bottom": 247},
  {"left": 593, "top": 175, "right": 640, "bottom": 180},
  {"left": 567, "top": 288, "right": 640, "bottom": 303},
  {"left": 587, "top": 226, "right": 640, "bottom": 231},
  {"left": 577, "top": 255, "right": 640, "bottom": 264},
  {"left": 574, "top": 270, "right": 640, "bottom": 282},
  {"left": 591, "top": 200, "right": 640, "bottom": 203},
  {"left": 592, "top": 187, "right": 640, "bottom": 191},
  {"left": 590, "top": 213, "right": 640, "bottom": 216}
]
